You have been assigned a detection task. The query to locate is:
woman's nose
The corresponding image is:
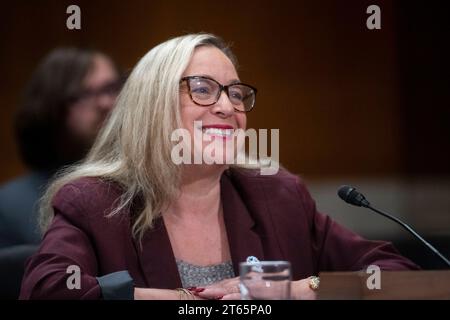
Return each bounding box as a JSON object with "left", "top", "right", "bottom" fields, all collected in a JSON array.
[
  {"left": 210, "top": 91, "right": 235, "bottom": 117},
  {"left": 96, "top": 92, "right": 116, "bottom": 111}
]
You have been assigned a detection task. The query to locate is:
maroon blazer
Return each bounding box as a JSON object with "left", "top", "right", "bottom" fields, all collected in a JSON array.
[{"left": 19, "top": 168, "right": 418, "bottom": 299}]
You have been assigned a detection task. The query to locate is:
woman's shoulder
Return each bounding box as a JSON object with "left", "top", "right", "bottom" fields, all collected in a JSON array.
[
  {"left": 226, "top": 166, "right": 306, "bottom": 189},
  {"left": 52, "top": 176, "right": 124, "bottom": 216},
  {"left": 225, "top": 167, "right": 316, "bottom": 227},
  {"left": 225, "top": 166, "right": 312, "bottom": 202},
  {"left": 55, "top": 176, "right": 122, "bottom": 197}
]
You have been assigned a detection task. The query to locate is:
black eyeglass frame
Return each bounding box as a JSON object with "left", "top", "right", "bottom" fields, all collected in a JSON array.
[{"left": 180, "top": 75, "right": 257, "bottom": 112}]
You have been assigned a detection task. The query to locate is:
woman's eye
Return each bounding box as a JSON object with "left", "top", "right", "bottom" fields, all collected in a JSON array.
[
  {"left": 192, "top": 86, "right": 211, "bottom": 95},
  {"left": 230, "top": 90, "right": 243, "bottom": 101}
]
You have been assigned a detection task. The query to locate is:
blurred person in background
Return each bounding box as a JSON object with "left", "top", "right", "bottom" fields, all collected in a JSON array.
[{"left": 0, "top": 47, "right": 122, "bottom": 298}]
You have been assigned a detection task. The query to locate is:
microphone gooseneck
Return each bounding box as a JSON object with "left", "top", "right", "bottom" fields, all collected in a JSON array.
[{"left": 338, "top": 185, "right": 450, "bottom": 268}]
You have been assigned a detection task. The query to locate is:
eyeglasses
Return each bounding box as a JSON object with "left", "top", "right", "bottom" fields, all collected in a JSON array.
[
  {"left": 180, "top": 76, "right": 257, "bottom": 112},
  {"left": 69, "top": 78, "right": 124, "bottom": 104},
  {"left": 78, "top": 80, "right": 122, "bottom": 101}
]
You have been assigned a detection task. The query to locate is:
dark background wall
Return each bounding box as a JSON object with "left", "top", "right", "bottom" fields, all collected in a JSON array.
[{"left": 1, "top": 0, "right": 449, "bottom": 268}]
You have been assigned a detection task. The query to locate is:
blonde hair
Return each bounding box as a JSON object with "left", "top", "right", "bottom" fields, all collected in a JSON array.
[{"left": 39, "top": 33, "right": 238, "bottom": 240}]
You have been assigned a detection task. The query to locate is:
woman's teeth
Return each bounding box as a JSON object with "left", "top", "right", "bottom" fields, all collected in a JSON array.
[{"left": 202, "top": 128, "right": 234, "bottom": 137}]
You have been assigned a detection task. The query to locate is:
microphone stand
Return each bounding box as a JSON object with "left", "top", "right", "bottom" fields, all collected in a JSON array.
[{"left": 364, "top": 203, "right": 450, "bottom": 267}]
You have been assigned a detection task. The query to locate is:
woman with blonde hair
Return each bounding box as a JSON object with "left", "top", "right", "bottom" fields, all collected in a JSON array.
[{"left": 20, "top": 33, "right": 418, "bottom": 300}]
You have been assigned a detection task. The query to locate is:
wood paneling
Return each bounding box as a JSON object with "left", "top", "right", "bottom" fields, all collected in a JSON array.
[{"left": 1, "top": 0, "right": 448, "bottom": 183}]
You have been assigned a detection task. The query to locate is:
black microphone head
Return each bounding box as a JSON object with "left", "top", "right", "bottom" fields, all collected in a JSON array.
[
  {"left": 338, "top": 185, "right": 354, "bottom": 202},
  {"left": 338, "top": 185, "right": 370, "bottom": 207}
]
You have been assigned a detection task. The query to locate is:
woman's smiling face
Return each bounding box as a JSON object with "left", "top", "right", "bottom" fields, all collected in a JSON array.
[{"left": 179, "top": 46, "right": 247, "bottom": 165}]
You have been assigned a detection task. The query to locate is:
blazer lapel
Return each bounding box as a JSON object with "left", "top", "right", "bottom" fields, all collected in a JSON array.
[
  {"left": 134, "top": 171, "right": 265, "bottom": 288},
  {"left": 135, "top": 217, "right": 182, "bottom": 289},
  {"left": 221, "top": 172, "right": 265, "bottom": 276}
]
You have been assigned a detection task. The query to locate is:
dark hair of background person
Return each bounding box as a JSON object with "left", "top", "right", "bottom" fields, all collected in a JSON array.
[{"left": 14, "top": 47, "right": 120, "bottom": 172}]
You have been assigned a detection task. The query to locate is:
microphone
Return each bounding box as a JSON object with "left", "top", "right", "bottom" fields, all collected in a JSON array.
[{"left": 338, "top": 185, "right": 450, "bottom": 268}]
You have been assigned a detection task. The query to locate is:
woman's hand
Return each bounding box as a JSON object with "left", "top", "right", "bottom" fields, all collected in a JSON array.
[
  {"left": 196, "top": 277, "right": 242, "bottom": 300},
  {"left": 291, "top": 278, "right": 318, "bottom": 300},
  {"left": 134, "top": 287, "right": 205, "bottom": 300},
  {"left": 195, "top": 277, "right": 318, "bottom": 300}
]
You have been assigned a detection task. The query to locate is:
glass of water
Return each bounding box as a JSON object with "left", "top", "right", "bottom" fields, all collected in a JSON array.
[{"left": 239, "top": 260, "right": 292, "bottom": 300}]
